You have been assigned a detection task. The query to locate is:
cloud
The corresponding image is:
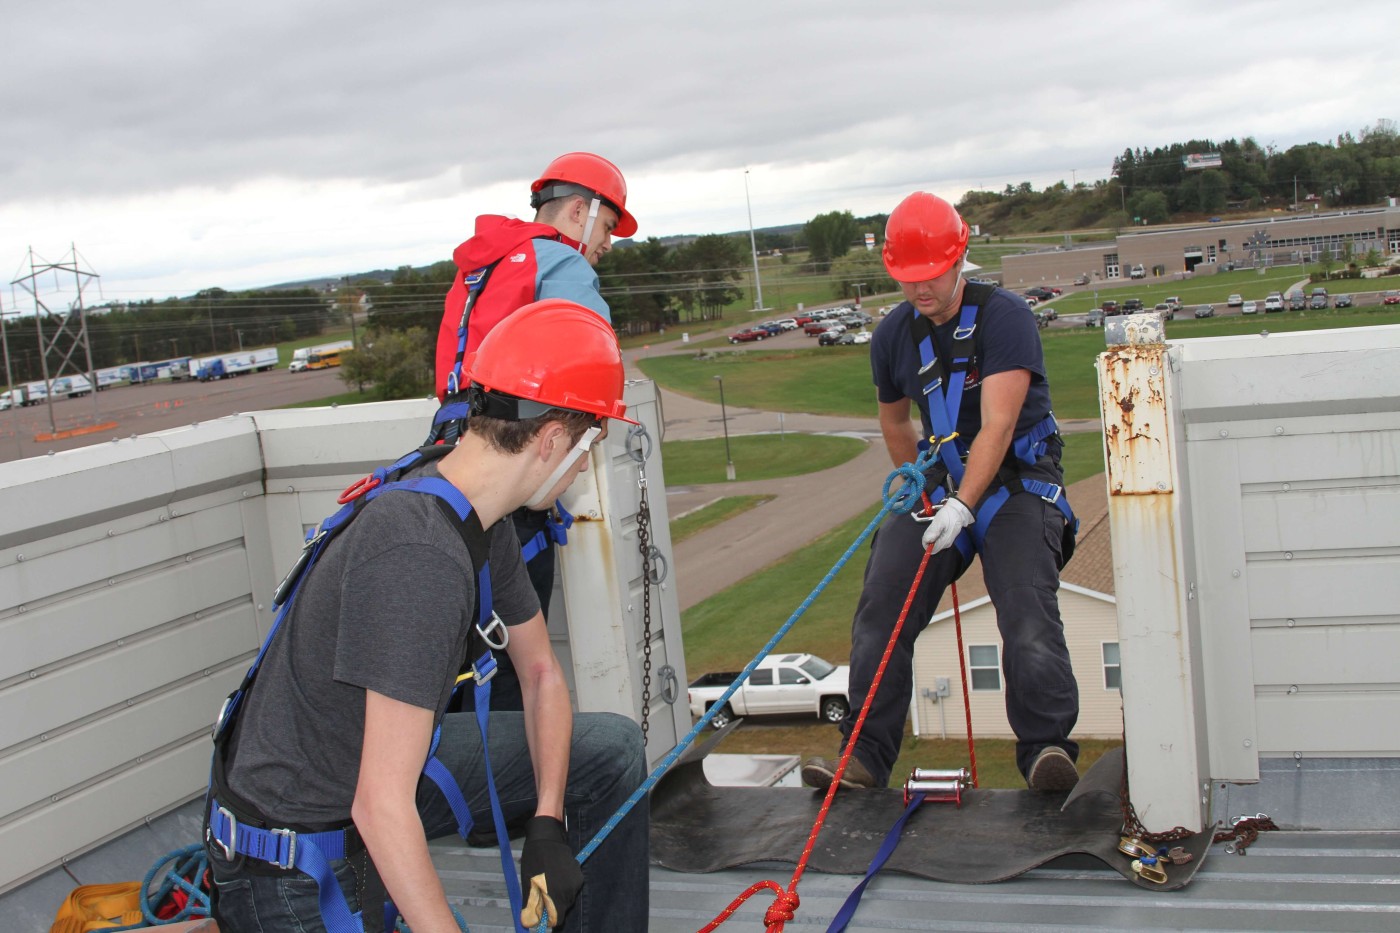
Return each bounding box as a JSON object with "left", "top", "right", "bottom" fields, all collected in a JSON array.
[{"left": 0, "top": 0, "right": 1392, "bottom": 297}]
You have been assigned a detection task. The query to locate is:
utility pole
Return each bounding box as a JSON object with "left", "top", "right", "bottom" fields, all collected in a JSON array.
[
  {"left": 1, "top": 296, "right": 22, "bottom": 460},
  {"left": 744, "top": 169, "right": 764, "bottom": 312},
  {"left": 11, "top": 245, "right": 101, "bottom": 434}
]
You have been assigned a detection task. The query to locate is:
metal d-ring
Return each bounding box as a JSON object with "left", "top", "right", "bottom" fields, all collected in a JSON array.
[
  {"left": 626, "top": 423, "right": 651, "bottom": 463},
  {"left": 647, "top": 546, "right": 668, "bottom": 584}
]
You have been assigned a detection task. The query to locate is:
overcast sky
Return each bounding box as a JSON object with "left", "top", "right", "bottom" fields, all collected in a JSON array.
[{"left": 2, "top": 0, "right": 1392, "bottom": 306}]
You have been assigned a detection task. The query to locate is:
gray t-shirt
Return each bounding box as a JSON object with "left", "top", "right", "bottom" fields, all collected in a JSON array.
[{"left": 224, "top": 466, "right": 540, "bottom": 827}]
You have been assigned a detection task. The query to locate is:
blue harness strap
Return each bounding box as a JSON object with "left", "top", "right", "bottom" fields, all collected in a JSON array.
[
  {"left": 208, "top": 451, "right": 525, "bottom": 933},
  {"left": 910, "top": 290, "right": 1077, "bottom": 556},
  {"left": 825, "top": 793, "right": 926, "bottom": 932},
  {"left": 520, "top": 500, "right": 575, "bottom": 564}
]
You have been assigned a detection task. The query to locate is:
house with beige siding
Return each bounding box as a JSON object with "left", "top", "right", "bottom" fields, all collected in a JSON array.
[{"left": 909, "top": 472, "right": 1128, "bottom": 740}]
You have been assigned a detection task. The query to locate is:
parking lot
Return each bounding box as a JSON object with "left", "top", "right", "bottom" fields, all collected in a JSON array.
[{"left": 1, "top": 367, "right": 351, "bottom": 463}]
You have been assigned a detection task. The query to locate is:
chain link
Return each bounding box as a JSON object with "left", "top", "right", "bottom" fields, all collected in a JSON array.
[
  {"left": 1119, "top": 757, "right": 1195, "bottom": 845},
  {"left": 635, "top": 461, "right": 654, "bottom": 746}
]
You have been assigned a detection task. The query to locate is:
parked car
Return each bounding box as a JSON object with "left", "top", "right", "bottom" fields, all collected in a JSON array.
[
  {"left": 1085, "top": 308, "right": 1105, "bottom": 327},
  {"left": 729, "top": 328, "right": 767, "bottom": 343},
  {"left": 1153, "top": 303, "right": 1175, "bottom": 320},
  {"left": 850, "top": 330, "right": 872, "bottom": 344},
  {"left": 1309, "top": 293, "right": 1329, "bottom": 310},
  {"left": 1040, "top": 307, "right": 1058, "bottom": 321},
  {"left": 774, "top": 318, "right": 799, "bottom": 331},
  {"left": 803, "top": 320, "right": 830, "bottom": 336},
  {"left": 1264, "top": 293, "right": 1284, "bottom": 313},
  {"left": 1289, "top": 294, "right": 1307, "bottom": 311},
  {"left": 1241, "top": 300, "right": 1259, "bottom": 315},
  {"left": 1382, "top": 290, "right": 1400, "bottom": 306},
  {"left": 1194, "top": 304, "right": 1216, "bottom": 318},
  {"left": 1073, "top": 274, "right": 1091, "bottom": 286},
  {"left": 1024, "top": 295, "right": 1039, "bottom": 307},
  {"left": 1227, "top": 294, "right": 1244, "bottom": 308},
  {"left": 1122, "top": 298, "right": 1144, "bottom": 314},
  {"left": 1164, "top": 296, "right": 1183, "bottom": 312},
  {"left": 1025, "top": 287, "right": 1055, "bottom": 301},
  {"left": 1129, "top": 264, "right": 1146, "bottom": 279},
  {"left": 818, "top": 330, "right": 847, "bottom": 346},
  {"left": 1333, "top": 294, "right": 1353, "bottom": 309},
  {"left": 1102, "top": 299, "right": 1121, "bottom": 316},
  {"left": 688, "top": 653, "right": 851, "bottom": 729}
]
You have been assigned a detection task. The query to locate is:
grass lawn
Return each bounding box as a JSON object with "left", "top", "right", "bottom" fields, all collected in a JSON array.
[
  {"left": 282, "top": 388, "right": 378, "bottom": 408},
  {"left": 661, "top": 433, "right": 865, "bottom": 485},
  {"left": 641, "top": 304, "right": 1400, "bottom": 423},
  {"left": 710, "top": 721, "right": 1122, "bottom": 790},
  {"left": 671, "top": 495, "right": 776, "bottom": 543}
]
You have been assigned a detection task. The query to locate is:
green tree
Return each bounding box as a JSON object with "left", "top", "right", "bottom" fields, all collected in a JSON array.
[
  {"left": 1128, "top": 190, "right": 1169, "bottom": 224},
  {"left": 339, "top": 327, "right": 433, "bottom": 401},
  {"left": 804, "top": 210, "right": 859, "bottom": 271},
  {"left": 674, "top": 234, "right": 745, "bottom": 319},
  {"left": 827, "top": 252, "right": 895, "bottom": 301}
]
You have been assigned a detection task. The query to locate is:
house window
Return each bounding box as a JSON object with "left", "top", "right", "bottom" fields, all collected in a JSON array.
[
  {"left": 1103, "top": 642, "right": 1121, "bottom": 690},
  {"left": 969, "top": 645, "right": 1001, "bottom": 691}
]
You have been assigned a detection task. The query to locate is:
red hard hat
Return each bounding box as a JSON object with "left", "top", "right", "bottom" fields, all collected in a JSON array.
[
  {"left": 882, "top": 192, "right": 970, "bottom": 282},
  {"left": 530, "top": 152, "right": 638, "bottom": 238},
  {"left": 467, "top": 298, "right": 635, "bottom": 424}
]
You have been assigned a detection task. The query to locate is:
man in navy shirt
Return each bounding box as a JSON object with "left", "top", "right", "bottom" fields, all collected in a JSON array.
[{"left": 803, "top": 192, "right": 1080, "bottom": 793}]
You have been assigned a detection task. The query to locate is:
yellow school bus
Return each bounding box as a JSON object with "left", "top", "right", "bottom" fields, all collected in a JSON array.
[{"left": 306, "top": 348, "right": 345, "bottom": 370}]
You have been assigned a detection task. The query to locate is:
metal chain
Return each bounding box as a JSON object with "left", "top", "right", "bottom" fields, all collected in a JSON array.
[
  {"left": 636, "top": 460, "right": 654, "bottom": 746},
  {"left": 1118, "top": 755, "right": 1194, "bottom": 845}
]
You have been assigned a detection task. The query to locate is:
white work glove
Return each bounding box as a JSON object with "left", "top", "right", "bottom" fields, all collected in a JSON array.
[{"left": 921, "top": 497, "right": 974, "bottom": 554}]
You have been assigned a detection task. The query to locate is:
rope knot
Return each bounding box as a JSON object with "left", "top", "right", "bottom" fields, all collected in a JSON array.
[
  {"left": 763, "top": 890, "right": 800, "bottom": 927},
  {"left": 882, "top": 463, "right": 926, "bottom": 514}
]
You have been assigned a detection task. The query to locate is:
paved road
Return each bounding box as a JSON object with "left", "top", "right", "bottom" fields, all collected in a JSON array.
[
  {"left": 0, "top": 367, "right": 352, "bottom": 463},
  {"left": 622, "top": 337, "right": 1099, "bottom": 611}
]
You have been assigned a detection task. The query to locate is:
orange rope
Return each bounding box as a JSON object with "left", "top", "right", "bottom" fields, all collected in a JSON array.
[{"left": 698, "top": 540, "right": 937, "bottom": 932}]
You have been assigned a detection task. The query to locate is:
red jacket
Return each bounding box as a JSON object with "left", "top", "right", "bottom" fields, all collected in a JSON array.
[{"left": 434, "top": 215, "right": 609, "bottom": 401}]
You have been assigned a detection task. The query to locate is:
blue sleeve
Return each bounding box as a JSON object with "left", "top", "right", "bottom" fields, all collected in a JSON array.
[
  {"left": 871, "top": 303, "right": 910, "bottom": 403},
  {"left": 533, "top": 240, "right": 611, "bottom": 321}
]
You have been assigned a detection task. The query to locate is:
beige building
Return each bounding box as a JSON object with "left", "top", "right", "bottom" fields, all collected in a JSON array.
[
  {"left": 1001, "top": 205, "right": 1400, "bottom": 290},
  {"left": 910, "top": 472, "right": 1127, "bottom": 740}
]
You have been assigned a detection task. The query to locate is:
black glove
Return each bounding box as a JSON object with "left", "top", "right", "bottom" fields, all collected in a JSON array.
[{"left": 519, "top": 816, "right": 582, "bottom": 929}]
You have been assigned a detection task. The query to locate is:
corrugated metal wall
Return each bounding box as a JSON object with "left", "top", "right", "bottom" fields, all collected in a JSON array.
[{"left": 0, "top": 384, "right": 687, "bottom": 895}]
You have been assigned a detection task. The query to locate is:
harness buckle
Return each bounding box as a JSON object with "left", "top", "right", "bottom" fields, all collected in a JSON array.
[
  {"left": 214, "top": 806, "right": 238, "bottom": 861},
  {"left": 1039, "top": 484, "right": 1064, "bottom": 505},
  {"left": 271, "top": 827, "right": 297, "bottom": 870},
  {"left": 212, "top": 694, "right": 234, "bottom": 741},
  {"left": 471, "top": 654, "right": 497, "bottom": 685},
  {"left": 477, "top": 613, "right": 509, "bottom": 651},
  {"left": 953, "top": 324, "right": 976, "bottom": 341}
]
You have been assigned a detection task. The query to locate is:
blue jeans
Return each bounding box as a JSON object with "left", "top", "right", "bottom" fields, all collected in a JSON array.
[
  {"left": 209, "top": 711, "right": 648, "bottom": 933},
  {"left": 842, "top": 470, "right": 1080, "bottom": 784}
]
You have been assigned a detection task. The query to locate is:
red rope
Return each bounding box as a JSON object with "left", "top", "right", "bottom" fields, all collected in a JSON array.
[
  {"left": 698, "top": 539, "right": 937, "bottom": 932},
  {"left": 949, "top": 581, "right": 979, "bottom": 788}
]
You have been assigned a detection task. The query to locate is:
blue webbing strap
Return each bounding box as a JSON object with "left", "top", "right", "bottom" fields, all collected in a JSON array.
[
  {"left": 825, "top": 793, "right": 926, "bottom": 933},
  {"left": 520, "top": 501, "right": 576, "bottom": 563},
  {"left": 206, "top": 800, "right": 362, "bottom": 933},
  {"left": 475, "top": 671, "right": 527, "bottom": 933},
  {"left": 972, "top": 478, "right": 1077, "bottom": 552}
]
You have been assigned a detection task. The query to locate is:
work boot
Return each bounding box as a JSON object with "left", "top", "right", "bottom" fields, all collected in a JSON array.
[
  {"left": 801, "top": 754, "right": 878, "bottom": 791},
  {"left": 1027, "top": 746, "right": 1079, "bottom": 792}
]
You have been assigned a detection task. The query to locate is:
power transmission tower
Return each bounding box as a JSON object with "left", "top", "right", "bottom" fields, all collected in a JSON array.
[{"left": 10, "top": 245, "right": 101, "bottom": 435}]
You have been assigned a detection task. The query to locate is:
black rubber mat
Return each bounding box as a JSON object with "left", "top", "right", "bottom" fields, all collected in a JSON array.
[{"left": 650, "top": 729, "right": 1210, "bottom": 891}]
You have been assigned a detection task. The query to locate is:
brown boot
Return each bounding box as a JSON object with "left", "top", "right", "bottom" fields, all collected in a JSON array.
[
  {"left": 801, "top": 755, "right": 878, "bottom": 790},
  {"left": 1027, "top": 746, "right": 1079, "bottom": 792}
]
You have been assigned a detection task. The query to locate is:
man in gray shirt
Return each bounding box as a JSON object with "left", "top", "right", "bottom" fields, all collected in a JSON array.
[{"left": 207, "top": 299, "right": 647, "bottom": 932}]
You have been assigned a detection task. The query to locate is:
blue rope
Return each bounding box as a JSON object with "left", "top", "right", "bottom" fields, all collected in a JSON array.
[
  {"left": 575, "top": 452, "right": 933, "bottom": 864},
  {"left": 139, "top": 842, "right": 211, "bottom": 925}
]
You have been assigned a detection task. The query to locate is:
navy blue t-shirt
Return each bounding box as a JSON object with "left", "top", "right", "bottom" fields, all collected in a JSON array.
[{"left": 870, "top": 285, "right": 1052, "bottom": 443}]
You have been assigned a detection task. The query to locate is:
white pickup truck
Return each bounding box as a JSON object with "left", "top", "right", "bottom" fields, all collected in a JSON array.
[{"left": 687, "top": 653, "right": 851, "bottom": 729}]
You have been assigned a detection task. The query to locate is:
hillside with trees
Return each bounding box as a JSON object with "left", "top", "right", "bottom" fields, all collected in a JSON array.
[{"left": 958, "top": 120, "right": 1399, "bottom": 235}]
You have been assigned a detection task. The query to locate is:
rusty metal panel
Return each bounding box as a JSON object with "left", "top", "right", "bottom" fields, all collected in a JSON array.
[{"left": 1098, "top": 347, "right": 1173, "bottom": 495}]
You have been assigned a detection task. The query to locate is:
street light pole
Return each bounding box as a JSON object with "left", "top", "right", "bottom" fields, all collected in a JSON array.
[
  {"left": 713, "top": 374, "right": 735, "bottom": 481},
  {"left": 852, "top": 282, "right": 867, "bottom": 309},
  {"left": 744, "top": 169, "right": 764, "bottom": 312}
]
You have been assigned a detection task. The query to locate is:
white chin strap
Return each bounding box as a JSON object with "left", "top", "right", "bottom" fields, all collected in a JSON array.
[
  {"left": 577, "top": 197, "right": 602, "bottom": 257},
  {"left": 525, "top": 426, "right": 602, "bottom": 510}
]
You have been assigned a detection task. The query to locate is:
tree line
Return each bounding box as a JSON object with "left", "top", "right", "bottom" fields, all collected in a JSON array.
[
  {"left": 1, "top": 287, "right": 332, "bottom": 385},
  {"left": 958, "top": 120, "right": 1400, "bottom": 234}
]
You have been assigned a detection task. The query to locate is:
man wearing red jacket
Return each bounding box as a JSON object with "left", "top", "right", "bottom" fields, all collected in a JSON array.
[{"left": 429, "top": 152, "right": 638, "bottom": 709}]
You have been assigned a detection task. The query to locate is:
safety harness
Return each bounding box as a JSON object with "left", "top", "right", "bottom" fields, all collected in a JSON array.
[
  {"left": 205, "top": 444, "right": 527, "bottom": 933},
  {"left": 909, "top": 282, "right": 1078, "bottom": 562}
]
